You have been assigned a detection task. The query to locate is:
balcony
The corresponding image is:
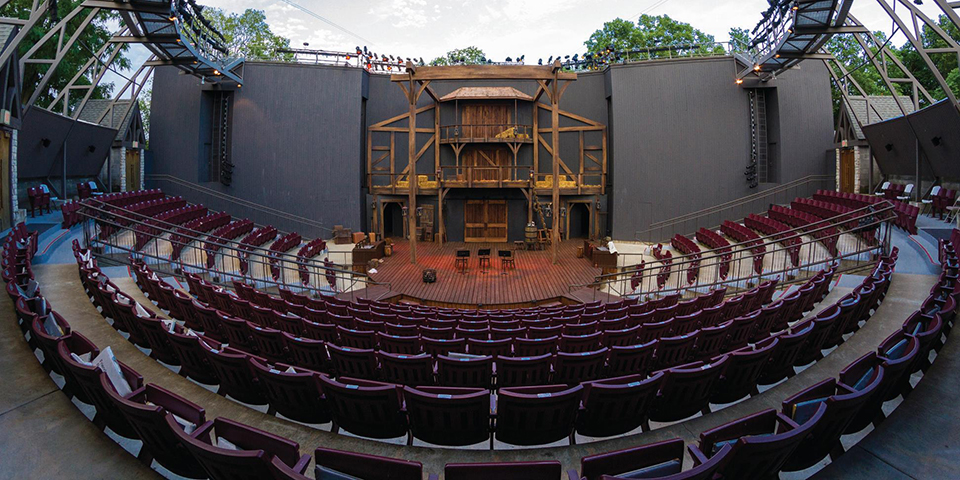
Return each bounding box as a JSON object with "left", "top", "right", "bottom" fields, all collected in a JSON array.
[{"left": 439, "top": 124, "right": 534, "bottom": 145}]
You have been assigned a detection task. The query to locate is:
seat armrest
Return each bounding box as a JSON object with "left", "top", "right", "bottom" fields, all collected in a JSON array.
[
  {"left": 118, "top": 361, "right": 144, "bottom": 391},
  {"left": 567, "top": 469, "right": 583, "bottom": 480},
  {"left": 699, "top": 408, "right": 777, "bottom": 450},
  {"left": 190, "top": 419, "right": 215, "bottom": 441},
  {"left": 146, "top": 383, "right": 206, "bottom": 424},
  {"left": 775, "top": 412, "right": 800, "bottom": 430},
  {"left": 687, "top": 445, "right": 710, "bottom": 467},
  {"left": 292, "top": 454, "right": 311, "bottom": 474},
  {"left": 781, "top": 378, "right": 837, "bottom": 411}
]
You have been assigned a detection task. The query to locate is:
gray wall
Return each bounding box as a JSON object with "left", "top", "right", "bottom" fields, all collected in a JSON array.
[
  {"left": 150, "top": 57, "right": 834, "bottom": 241},
  {"left": 608, "top": 57, "right": 835, "bottom": 239},
  {"left": 150, "top": 63, "right": 364, "bottom": 235}
]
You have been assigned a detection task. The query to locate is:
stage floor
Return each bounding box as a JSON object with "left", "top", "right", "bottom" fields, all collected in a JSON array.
[{"left": 360, "top": 240, "right": 604, "bottom": 307}]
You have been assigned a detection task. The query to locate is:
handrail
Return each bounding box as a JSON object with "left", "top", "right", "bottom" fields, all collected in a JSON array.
[
  {"left": 80, "top": 198, "right": 361, "bottom": 277},
  {"left": 576, "top": 200, "right": 895, "bottom": 299},
  {"left": 145, "top": 174, "right": 331, "bottom": 233},
  {"left": 635, "top": 175, "right": 833, "bottom": 241}
]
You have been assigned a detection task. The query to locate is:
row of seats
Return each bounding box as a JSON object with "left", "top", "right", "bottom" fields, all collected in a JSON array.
[
  {"left": 744, "top": 213, "right": 802, "bottom": 266},
  {"left": 695, "top": 227, "right": 732, "bottom": 279},
  {"left": 76, "top": 180, "right": 103, "bottom": 200},
  {"left": 669, "top": 234, "right": 701, "bottom": 285},
  {"left": 720, "top": 220, "right": 765, "bottom": 275},
  {"left": 135, "top": 204, "right": 209, "bottom": 250},
  {"left": 238, "top": 226, "right": 279, "bottom": 275},
  {"left": 768, "top": 205, "right": 840, "bottom": 255},
  {"left": 204, "top": 220, "right": 255, "bottom": 268},
  {"left": 926, "top": 185, "right": 957, "bottom": 219},
  {"left": 87, "top": 248, "right": 890, "bottom": 451},
  {"left": 296, "top": 238, "right": 328, "bottom": 284},
  {"left": 268, "top": 232, "right": 302, "bottom": 280},
  {"left": 877, "top": 181, "right": 913, "bottom": 201},
  {"left": 171, "top": 213, "right": 232, "bottom": 261},
  {"left": 99, "top": 196, "right": 186, "bottom": 238}
]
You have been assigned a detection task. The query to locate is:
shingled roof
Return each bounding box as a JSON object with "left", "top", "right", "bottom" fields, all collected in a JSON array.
[
  {"left": 843, "top": 95, "right": 916, "bottom": 140},
  {"left": 78, "top": 99, "right": 140, "bottom": 141},
  {"left": 440, "top": 86, "right": 534, "bottom": 102}
]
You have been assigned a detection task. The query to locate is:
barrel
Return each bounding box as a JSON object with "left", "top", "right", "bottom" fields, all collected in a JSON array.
[{"left": 524, "top": 223, "right": 537, "bottom": 246}]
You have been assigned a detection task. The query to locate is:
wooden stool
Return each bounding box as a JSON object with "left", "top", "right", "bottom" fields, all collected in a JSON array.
[
  {"left": 455, "top": 250, "right": 470, "bottom": 274},
  {"left": 499, "top": 250, "right": 515, "bottom": 274},
  {"left": 514, "top": 241, "right": 525, "bottom": 251},
  {"left": 477, "top": 248, "right": 491, "bottom": 274}
]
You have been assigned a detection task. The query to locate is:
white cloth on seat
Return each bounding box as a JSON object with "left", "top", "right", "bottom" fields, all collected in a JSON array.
[
  {"left": 134, "top": 302, "right": 151, "bottom": 318},
  {"left": 216, "top": 437, "right": 239, "bottom": 450},
  {"left": 70, "top": 352, "right": 94, "bottom": 365},
  {"left": 90, "top": 346, "right": 133, "bottom": 397}
]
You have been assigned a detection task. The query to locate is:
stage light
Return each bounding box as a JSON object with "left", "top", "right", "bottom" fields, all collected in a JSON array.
[
  {"left": 345, "top": 54, "right": 351, "bottom": 60},
  {"left": 735, "top": 78, "right": 744, "bottom": 85},
  {"left": 754, "top": 64, "right": 761, "bottom": 71},
  {"left": 41, "top": 138, "right": 51, "bottom": 148},
  {"left": 932, "top": 136, "right": 942, "bottom": 146},
  {"left": 88, "top": 145, "right": 96, "bottom": 153},
  {"left": 885, "top": 144, "right": 893, "bottom": 152}
]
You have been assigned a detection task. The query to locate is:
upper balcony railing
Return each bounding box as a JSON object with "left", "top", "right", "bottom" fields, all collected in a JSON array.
[
  {"left": 577, "top": 199, "right": 896, "bottom": 301},
  {"left": 439, "top": 124, "right": 533, "bottom": 144}
]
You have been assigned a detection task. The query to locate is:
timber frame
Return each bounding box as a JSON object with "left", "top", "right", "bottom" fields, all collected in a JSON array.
[{"left": 368, "top": 61, "right": 607, "bottom": 265}]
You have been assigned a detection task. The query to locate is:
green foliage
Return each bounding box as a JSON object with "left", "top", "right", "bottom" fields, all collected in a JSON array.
[
  {"left": 584, "top": 14, "right": 725, "bottom": 60},
  {"left": 728, "top": 27, "right": 752, "bottom": 54},
  {"left": 203, "top": 8, "right": 293, "bottom": 62},
  {"left": 896, "top": 14, "right": 960, "bottom": 103},
  {"left": 7, "top": 0, "right": 130, "bottom": 110},
  {"left": 138, "top": 83, "right": 151, "bottom": 148},
  {"left": 430, "top": 46, "right": 486, "bottom": 66}
]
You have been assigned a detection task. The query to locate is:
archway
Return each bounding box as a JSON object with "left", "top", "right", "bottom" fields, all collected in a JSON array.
[
  {"left": 568, "top": 203, "right": 590, "bottom": 239},
  {"left": 383, "top": 203, "right": 404, "bottom": 239}
]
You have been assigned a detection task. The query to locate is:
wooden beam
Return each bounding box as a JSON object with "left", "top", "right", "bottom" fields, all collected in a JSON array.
[
  {"left": 551, "top": 75, "right": 560, "bottom": 265},
  {"left": 391, "top": 64, "right": 577, "bottom": 82},
  {"left": 407, "top": 77, "right": 418, "bottom": 264},
  {"left": 537, "top": 135, "right": 575, "bottom": 176}
]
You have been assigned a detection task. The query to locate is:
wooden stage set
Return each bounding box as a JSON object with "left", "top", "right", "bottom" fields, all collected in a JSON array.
[{"left": 348, "top": 241, "right": 611, "bottom": 308}]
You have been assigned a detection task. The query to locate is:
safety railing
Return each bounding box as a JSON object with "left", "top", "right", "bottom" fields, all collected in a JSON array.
[
  {"left": 439, "top": 124, "right": 533, "bottom": 143},
  {"left": 575, "top": 200, "right": 895, "bottom": 301},
  {"left": 76, "top": 198, "right": 391, "bottom": 301},
  {"left": 439, "top": 165, "right": 533, "bottom": 187},
  {"left": 635, "top": 175, "right": 833, "bottom": 242}
]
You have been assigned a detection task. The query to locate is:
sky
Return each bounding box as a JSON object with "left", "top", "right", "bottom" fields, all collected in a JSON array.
[{"left": 111, "top": 0, "right": 953, "bottom": 90}]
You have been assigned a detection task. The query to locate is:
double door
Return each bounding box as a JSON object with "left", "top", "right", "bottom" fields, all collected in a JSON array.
[{"left": 464, "top": 200, "right": 507, "bottom": 242}]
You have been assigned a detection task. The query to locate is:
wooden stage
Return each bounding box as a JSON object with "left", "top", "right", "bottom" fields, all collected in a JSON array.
[{"left": 350, "top": 240, "right": 610, "bottom": 307}]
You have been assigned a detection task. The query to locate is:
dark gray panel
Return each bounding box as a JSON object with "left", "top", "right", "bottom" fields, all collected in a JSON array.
[
  {"left": 47, "top": 120, "right": 114, "bottom": 177},
  {"left": 17, "top": 107, "right": 73, "bottom": 179},
  {"left": 907, "top": 100, "right": 960, "bottom": 179},
  {"left": 862, "top": 116, "right": 935, "bottom": 178}
]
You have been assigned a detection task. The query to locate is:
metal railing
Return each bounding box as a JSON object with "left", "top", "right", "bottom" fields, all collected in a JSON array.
[
  {"left": 439, "top": 124, "right": 533, "bottom": 142},
  {"left": 577, "top": 200, "right": 895, "bottom": 301},
  {"left": 76, "top": 199, "right": 390, "bottom": 301},
  {"left": 635, "top": 175, "right": 833, "bottom": 242}
]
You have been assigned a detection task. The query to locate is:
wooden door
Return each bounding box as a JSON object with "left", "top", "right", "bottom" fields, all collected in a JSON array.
[
  {"left": 464, "top": 200, "right": 508, "bottom": 242},
  {"left": 462, "top": 146, "right": 509, "bottom": 182},
  {"left": 461, "top": 104, "right": 510, "bottom": 139},
  {"left": 839, "top": 149, "right": 855, "bottom": 193},
  {"left": 126, "top": 149, "right": 140, "bottom": 191}
]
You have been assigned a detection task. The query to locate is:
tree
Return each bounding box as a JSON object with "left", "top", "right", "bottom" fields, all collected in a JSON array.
[
  {"left": 204, "top": 8, "right": 293, "bottom": 62},
  {"left": 9, "top": 0, "right": 130, "bottom": 110},
  {"left": 897, "top": 14, "right": 960, "bottom": 103},
  {"left": 584, "top": 14, "right": 725, "bottom": 60},
  {"left": 430, "top": 46, "right": 486, "bottom": 66},
  {"left": 138, "top": 82, "right": 151, "bottom": 148},
  {"left": 728, "top": 27, "right": 752, "bottom": 54}
]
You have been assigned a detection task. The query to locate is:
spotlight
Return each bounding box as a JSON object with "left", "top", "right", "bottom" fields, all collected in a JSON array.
[
  {"left": 88, "top": 145, "right": 96, "bottom": 153},
  {"left": 735, "top": 78, "right": 744, "bottom": 85},
  {"left": 41, "top": 138, "right": 51, "bottom": 147},
  {"left": 884, "top": 144, "right": 893, "bottom": 152},
  {"left": 932, "top": 136, "right": 942, "bottom": 146}
]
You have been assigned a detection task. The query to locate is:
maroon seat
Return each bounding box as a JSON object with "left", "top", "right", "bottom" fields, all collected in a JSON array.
[
  {"left": 247, "top": 322, "right": 292, "bottom": 364},
  {"left": 693, "top": 406, "right": 825, "bottom": 480},
  {"left": 691, "top": 321, "right": 729, "bottom": 361},
  {"left": 249, "top": 358, "right": 331, "bottom": 424},
  {"left": 337, "top": 326, "right": 377, "bottom": 350},
  {"left": 327, "top": 343, "right": 379, "bottom": 380},
  {"left": 166, "top": 331, "right": 221, "bottom": 385},
  {"left": 379, "top": 351, "right": 435, "bottom": 386},
  {"left": 467, "top": 337, "right": 513, "bottom": 357},
  {"left": 281, "top": 332, "right": 330, "bottom": 373},
  {"left": 515, "top": 336, "right": 558, "bottom": 356},
  {"left": 576, "top": 372, "right": 663, "bottom": 438},
  {"left": 875, "top": 330, "right": 920, "bottom": 402},
  {"left": 173, "top": 417, "right": 310, "bottom": 480},
  {"left": 652, "top": 332, "right": 697, "bottom": 369},
  {"left": 495, "top": 384, "right": 582, "bottom": 446},
  {"left": 318, "top": 376, "right": 408, "bottom": 440},
  {"left": 313, "top": 447, "right": 423, "bottom": 480},
  {"left": 421, "top": 336, "right": 466, "bottom": 357},
  {"left": 605, "top": 341, "right": 656, "bottom": 378},
  {"left": 780, "top": 373, "right": 883, "bottom": 472},
  {"left": 203, "top": 347, "right": 269, "bottom": 406},
  {"left": 104, "top": 382, "right": 211, "bottom": 479},
  {"left": 553, "top": 348, "right": 607, "bottom": 384},
  {"left": 496, "top": 353, "right": 552, "bottom": 387},
  {"left": 404, "top": 386, "right": 491, "bottom": 447},
  {"left": 710, "top": 338, "right": 777, "bottom": 404},
  {"left": 445, "top": 461, "right": 562, "bottom": 480},
  {"left": 579, "top": 437, "right": 732, "bottom": 480},
  {"left": 378, "top": 332, "right": 421, "bottom": 354},
  {"left": 437, "top": 354, "right": 493, "bottom": 388},
  {"left": 648, "top": 356, "right": 729, "bottom": 423}
]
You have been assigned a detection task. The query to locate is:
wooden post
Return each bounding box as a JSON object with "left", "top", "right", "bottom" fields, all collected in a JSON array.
[
  {"left": 408, "top": 76, "right": 418, "bottom": 264},
  {"left": 551, "top": 62, "right": 561, "bottom": 265},
  {"left": 435, "top": 103, "right": 444, "bottom": 246}
]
